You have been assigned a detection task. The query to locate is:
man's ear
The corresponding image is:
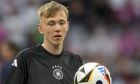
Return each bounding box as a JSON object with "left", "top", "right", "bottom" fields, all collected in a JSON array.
[
  {"left": 37, "top": 24, "right": 44, "bottom": 34},
  {"left": 67, "top": 21, "right": 69, "bottom": 31}
]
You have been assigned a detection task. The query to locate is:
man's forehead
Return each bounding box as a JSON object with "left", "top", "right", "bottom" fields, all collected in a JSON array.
[
  {"left": 46, "top": 17, "right": 67, "bottom": 21},
  {"left": 42, "top": 16, "right": 67, "bottom": 23}
]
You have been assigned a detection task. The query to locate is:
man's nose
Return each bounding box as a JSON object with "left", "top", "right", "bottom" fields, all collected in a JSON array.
[{"left": 55, "top": 24, "right": 61, "bottom": 32}]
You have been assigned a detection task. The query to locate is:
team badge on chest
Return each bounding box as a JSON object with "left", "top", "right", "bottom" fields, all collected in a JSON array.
[{"left": 52, "top": 65, "right": 63, "bottom": 80}]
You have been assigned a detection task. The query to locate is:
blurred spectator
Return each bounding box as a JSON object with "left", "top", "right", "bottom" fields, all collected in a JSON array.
[
  {"left": 70, "top": 0, "right": 86, "bottom": 24},
  {"left": 118, "top": 28, "right": 139, "bottom": 57},
  {"left": 3, "top": 0, "right": 38, "bottom": 48},
  {"left": 0, "top": 41, "right": 19, "bottom": 84},
  {"left": 108, "top": 0, "right": 135, "bottom": 24},
  {"left": 0, "top": 22, "right": 7, "bottom": 43}
]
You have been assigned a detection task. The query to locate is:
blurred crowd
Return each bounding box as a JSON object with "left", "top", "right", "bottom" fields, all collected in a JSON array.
[{"left": 0, "top": 0, "right": 140, "bottom": 84}]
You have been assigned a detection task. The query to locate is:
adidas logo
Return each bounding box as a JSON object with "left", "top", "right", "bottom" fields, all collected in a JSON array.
[{"left": 12, "top": 59, "right": 17, "bottom": 67}]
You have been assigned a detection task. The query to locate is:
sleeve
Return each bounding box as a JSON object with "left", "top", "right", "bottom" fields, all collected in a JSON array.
[{"left": 4, "top": 52, "right": 28, "bottom": 84}]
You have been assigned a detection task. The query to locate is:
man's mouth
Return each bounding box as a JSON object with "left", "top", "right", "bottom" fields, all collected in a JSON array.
[{"left": 54, "top": 35, "right": 62, "bottom": 37}]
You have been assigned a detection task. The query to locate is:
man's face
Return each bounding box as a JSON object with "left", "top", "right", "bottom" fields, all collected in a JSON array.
[{"left": 39, "top": 10, "right": 69, "bottom": 46}]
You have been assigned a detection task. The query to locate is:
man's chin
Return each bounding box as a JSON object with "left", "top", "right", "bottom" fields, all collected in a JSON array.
[{"left": 53, "top": 41, "right": 62, "bottom": 46}]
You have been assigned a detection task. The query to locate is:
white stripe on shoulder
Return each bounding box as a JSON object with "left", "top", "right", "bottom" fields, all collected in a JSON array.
[{"left": 12, "top": 59, "right": 17, "bottom": 67}]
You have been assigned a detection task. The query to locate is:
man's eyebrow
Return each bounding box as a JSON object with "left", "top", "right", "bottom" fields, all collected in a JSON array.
[
  {"left": 59, "top": 19, "right": 66, "bottom": 22},
  {"left": 47, "top": 20, "right": 55, "bottom": 23}
]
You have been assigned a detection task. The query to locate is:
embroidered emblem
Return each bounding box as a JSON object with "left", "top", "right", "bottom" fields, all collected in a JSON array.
[{"left": 52, "top": 65, "right": 63, "bottom": 80}]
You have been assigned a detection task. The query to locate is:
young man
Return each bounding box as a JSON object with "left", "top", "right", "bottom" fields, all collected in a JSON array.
[{"left": 4, "top": 1, "right": 82, "bottom": 84}]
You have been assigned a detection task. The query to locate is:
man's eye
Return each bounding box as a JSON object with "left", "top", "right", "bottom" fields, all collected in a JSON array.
[
  {"left": 48, "top": 23, "right": 54, "bottom": 26},
  {"left": 59, "top": 22, "right": 65, "bottom": 25}
]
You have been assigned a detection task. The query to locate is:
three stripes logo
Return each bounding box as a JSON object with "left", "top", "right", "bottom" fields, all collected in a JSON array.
[{"left": 12, "top": 59, "right": 17, "bottom": 67}]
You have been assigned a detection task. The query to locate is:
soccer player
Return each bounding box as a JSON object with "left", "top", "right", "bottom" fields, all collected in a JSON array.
[{"left": 4, "top": 1, "right": 82, "bottom": 84}]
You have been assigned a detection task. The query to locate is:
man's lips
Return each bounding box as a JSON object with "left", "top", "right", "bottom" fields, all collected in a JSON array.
[{"left": 53, "top": 35, "right": 62, "bottom": 37}]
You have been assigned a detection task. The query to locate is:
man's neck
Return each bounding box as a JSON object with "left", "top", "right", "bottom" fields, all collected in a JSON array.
[{"left": 42, "top": 42, "right": 63, "bottom": 55}]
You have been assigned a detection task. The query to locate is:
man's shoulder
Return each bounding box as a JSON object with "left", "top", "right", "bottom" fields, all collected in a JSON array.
[
  {"left": 63, "top": 51, "right": 78, "bottom": 57},
  {"left": 16, "top": 44, "right": 40, "bottom": 58},
  {"left": 63, "top": 51, "right": 81, "bottom": 60}
]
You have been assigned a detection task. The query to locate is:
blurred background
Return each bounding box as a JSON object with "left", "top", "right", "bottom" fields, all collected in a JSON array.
[{"left": 0, "top": 0, "right": 140, "bottom": 84}]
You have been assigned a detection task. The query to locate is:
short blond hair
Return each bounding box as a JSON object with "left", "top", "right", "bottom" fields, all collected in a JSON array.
[{"left": 38, "top": 1, "right": 69, "bottom": 22}]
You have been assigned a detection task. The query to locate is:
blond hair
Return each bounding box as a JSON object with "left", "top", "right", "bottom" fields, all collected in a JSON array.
[{"left": 38, "top": 1, "right": 69, "bottom": 22}]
